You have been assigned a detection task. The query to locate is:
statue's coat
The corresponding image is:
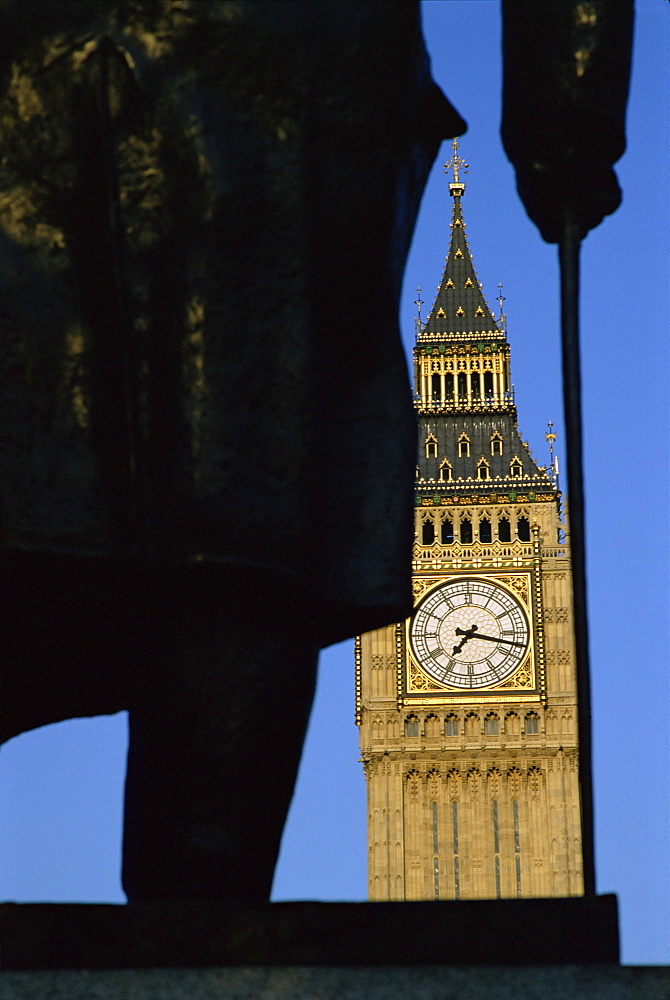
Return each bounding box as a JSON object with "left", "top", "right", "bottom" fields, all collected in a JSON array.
[{"left": 0, "top": 1, "right": 462, "bottom": 651}]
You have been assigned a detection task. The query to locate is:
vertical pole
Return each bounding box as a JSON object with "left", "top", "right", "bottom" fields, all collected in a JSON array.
[{"left": 558, "top": 212, "right": 596, "bottom": 897}]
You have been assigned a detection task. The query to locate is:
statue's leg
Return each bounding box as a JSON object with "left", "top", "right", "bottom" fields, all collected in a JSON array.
[{"left": 121, "top": 612, "right": 319, "bottom": 902}]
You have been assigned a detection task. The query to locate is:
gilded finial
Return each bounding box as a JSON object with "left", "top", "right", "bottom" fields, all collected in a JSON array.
[
  {"left": 445, "top": 138, "right": 468, "bottom": 196},
  {"left": 445, "top": 138, "right": 468, "bottom": 183},
  {"left": 415, "top": 287, "right": 424, "bottom": 321},
  {"left": 546, "top": 420, "right": 557, "bottom": 453}
]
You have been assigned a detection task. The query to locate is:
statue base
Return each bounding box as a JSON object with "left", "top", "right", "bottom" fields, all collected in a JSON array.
[
  {"left": 5, "top": 898, "right": 668, "bottom": 1000},
  {"left": 2, "top": 896, "right": 618, "bottom": 968}
]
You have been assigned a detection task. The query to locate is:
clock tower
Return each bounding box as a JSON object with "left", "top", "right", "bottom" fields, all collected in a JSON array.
[{"left": 356, "top": 145, "right": 584, "bottom": 901}]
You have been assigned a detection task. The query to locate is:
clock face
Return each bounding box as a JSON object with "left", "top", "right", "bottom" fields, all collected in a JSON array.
[{"left": 410, "top": 577, "right": 530, "bottom": 689}]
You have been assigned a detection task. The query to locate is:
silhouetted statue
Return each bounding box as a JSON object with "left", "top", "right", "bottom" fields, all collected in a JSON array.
[
  {"left": 0, "top": 0, "right": 631, "bottom": 902},
  {"left": 501, "top": 0, "right": 632, "bottom": 242},
  {"left": 0, "top": 0, "right": 463, "bottom": 901}
]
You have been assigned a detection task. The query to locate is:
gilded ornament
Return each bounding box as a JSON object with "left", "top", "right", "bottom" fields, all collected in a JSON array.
[
  {"left": 412, "top": 578, "right": 435, "bottom": 599},
  {"left": 499, "top": 659, "right": 533, "bottom": 689},
  {"left": 491, "top": 573, "right": 529, "bottom": 604},
  {"left": 408, "top": 657, "right": 445, "bottom": 693}
]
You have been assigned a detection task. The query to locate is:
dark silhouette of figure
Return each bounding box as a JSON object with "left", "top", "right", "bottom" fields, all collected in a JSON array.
[{"left": 0, "top": 1, "right": 463, "bottom": 901}]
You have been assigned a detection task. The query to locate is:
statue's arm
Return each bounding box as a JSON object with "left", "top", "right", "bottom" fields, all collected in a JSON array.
[{"left": 500, "top": 0, "right": 634, "bottom": 243}]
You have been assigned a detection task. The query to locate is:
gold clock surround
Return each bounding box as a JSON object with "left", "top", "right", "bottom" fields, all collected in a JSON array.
[{"left": 404, "top": 571, "right": 537, "bottom": 702}]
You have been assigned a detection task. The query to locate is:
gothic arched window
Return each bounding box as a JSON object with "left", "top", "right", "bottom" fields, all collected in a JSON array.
[
  {"left": 441, "top": 518, "right": 454, "bottom": 545},
  {"left": 490, "top": 432, "right": 503, "bottom": 455},
  {"left": 517, "top": 516, "right": 531, "bottom": 542},
  {"left": 421, "top": 519, "right": 435, "bottom": 545},
  {"left": 446, "top": 714, "right": 459, "bottom": 737},
  {"left": 405, "top": 715, "right": 419, "bottom": 738},
  {"left": 525, "top": 712, "right": 540, "bottom": 735},
  {"left": 458, "top": 433, "right": 470, "bottom": 457},
  {"left": 460, "top": 518, "right": 473, "bottom": 544},
  {"left": 485, "top": 713, "right": 499, "bottom": 736},
  {"left": 425, "top": 434, "right": 438, "bottom": 458},
  {"left": 498, "top": 516, "right": 511, "bottom": 542},
  {"left": 479, "top": 517, "right": 492, "bottom": 543}
]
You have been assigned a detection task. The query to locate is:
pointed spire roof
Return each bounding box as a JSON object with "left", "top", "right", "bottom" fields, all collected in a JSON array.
[{"left": 419, "top": 141, "right": 503, "bottom": 343}]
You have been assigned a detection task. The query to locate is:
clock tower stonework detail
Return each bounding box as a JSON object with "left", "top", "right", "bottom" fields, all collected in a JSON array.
[{"left": 356, "top": 148, "right": 583, "bottom": 901}]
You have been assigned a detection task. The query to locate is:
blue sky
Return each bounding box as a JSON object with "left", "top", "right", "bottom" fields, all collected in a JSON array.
[{"left": 1, "top": 1, "right": 668, "bottom": 967}]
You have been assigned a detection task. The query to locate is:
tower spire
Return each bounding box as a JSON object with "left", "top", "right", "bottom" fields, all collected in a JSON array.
[{"left": 420, "top": 146, "right": 502, "bottom": 345}]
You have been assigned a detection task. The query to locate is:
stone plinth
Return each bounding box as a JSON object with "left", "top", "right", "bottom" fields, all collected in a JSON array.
[
  {"left": 5, "top": 896, "right": 667, "bottom": 1000},
  {"left": 3, "top": 896, "right": 618, "bottom": 969}
]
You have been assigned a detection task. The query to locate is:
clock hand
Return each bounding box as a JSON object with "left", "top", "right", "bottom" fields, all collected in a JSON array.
[
  {"left": 452, "top": 624, "right": 478, "bottom": 654},
  {"left": 466, "top": 631, "right": 526, "bottom": 648}
]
